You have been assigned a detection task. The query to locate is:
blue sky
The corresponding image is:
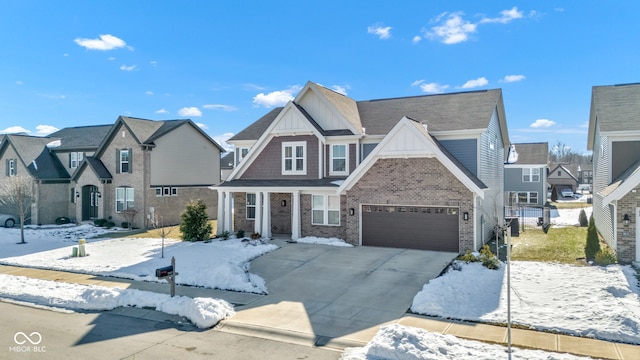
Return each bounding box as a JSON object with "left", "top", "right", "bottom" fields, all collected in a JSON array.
[{"left": 1, "top": 1, "right": 639, "bottom": 154}]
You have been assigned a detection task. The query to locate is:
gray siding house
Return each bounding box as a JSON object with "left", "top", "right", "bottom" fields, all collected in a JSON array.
[
  {"left": 588, "top": 82, "right": 640, "bottom": 264},
  {"left": 504, "top": 142, "right": 548, "bottom": 207},
  {"left": 215, "top": 81, "right": 510, "bottom": 253}
]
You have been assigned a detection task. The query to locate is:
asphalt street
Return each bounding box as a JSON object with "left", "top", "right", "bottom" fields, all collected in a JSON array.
[{"left": 0, "top": 301, "right": 341, "bottom": 360}]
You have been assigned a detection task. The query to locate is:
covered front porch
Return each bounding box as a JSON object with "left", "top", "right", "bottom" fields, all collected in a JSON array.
[{"left": 217, "top": 189, "right": 302, "bottom": 240}]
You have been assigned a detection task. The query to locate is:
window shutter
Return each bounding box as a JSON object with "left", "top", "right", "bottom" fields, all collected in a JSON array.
[
  {"left": 13, "top": 159, "right": 17, "bottom": 175},
  {"left": 116, "top": 149, "right": 120, "bottom": 174},
  {"left": 69, "top": 153, "right": 72, "bottom": 168},
  {"left": 5, "top": 159, "right": 8, "bottom": 176},
  {"left": 128, "top": 148, "right": 133, "bottom": 173}
]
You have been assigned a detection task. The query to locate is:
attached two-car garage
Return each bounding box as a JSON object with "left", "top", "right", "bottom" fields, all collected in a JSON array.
[{"left": 361, "top": 205, "right": 460, "bottom": 252}]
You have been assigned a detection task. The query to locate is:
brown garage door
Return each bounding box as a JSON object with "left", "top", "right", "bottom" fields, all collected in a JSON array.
[{"left": 362, "top": 205, "right": 459, "bottom": 251}]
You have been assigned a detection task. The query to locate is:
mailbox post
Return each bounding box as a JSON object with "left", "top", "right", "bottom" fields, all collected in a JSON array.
[{"left": 155, "top": 256, "right": 178, "bottom": 297}]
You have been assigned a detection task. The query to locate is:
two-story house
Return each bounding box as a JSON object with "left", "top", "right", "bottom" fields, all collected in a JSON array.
[
  {"left": 548, "top": 164, "right": 579, "bottom": 198},
  {"left": 0, "top": 134, "right": 70, "bottom": 224},
  {"left": 504, "top": 142, "right": 548, "bottom": 207},
  {"left": 588, "top": 82, "right": 640, "bottom": 264},
  {"left": 1, "top": 116, "right": 224, "bottom": 228},
  {"left": 215, "top": 81, "right": 510, "bottom": 253}
]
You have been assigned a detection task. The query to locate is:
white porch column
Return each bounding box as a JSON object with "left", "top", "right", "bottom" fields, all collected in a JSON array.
[
  {"left": 217, "top": 190, "right": 225, "bottom": 234},
  {"left": 261, "top": 192, "right": 271, "bottom": 238},
  {"left": 291, "top": 191, "right": 301, "bottom": 240},
  {"left": 254, "top": 191, "right": 263, "bottom": 235},
  {"left": 223, "top": 191, "right": 233, "bottom": 232}
]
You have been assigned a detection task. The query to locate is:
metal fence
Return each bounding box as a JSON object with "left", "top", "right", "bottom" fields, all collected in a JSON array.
[{"left": 504, "top": 206, "right": 547, "bottom": 230}]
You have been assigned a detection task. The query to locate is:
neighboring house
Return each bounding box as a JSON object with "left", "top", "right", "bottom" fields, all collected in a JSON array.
[
  {"left": 215, "top": 81, "right": 510, "bottom": 253},
  {"left": 1, "top": 116, "right": 224, "bottom": 228},
  {"left": 577, "top": 164, "right": 594, "bottom": 188},
  {"left": 504, "top": 142, "right": 548, "bottom": 207},
  {"left": 588, "top": 82, "right": 640, "bottom": 264},
  {"left": 0, "top": 134, "right": 70, "bottom": 224},
  {"left": 220, "top": 152, "right": 235, "bottom": 180},
  {"left": 548, "top": 164, "right": 579, "bottom": 196}
]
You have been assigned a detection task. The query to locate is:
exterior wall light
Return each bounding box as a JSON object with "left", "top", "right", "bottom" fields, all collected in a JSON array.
[
  {"left": 281, "top": 200, "right": 286, "bottom": 207},
  {"left": 463, "top": 212, "right": 469, "bottom": 221},
  {"left": 349, "top": 208, "right": 355, "bottom": 216},
  {"left": 623, "top": 213, "right": 630, "bottom": 226}
]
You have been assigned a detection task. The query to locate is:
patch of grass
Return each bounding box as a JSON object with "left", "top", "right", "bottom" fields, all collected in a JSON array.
[
  {"left": 548, "top": 201, "right": 591, "bottom": 210},
  {"left": 510, "top": 226, "right": 587, "bottom": 264}
]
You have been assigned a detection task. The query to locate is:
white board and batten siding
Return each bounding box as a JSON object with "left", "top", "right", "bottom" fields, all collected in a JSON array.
[{"left": 298, "top": 91, "right": 346, "bottom": 131}]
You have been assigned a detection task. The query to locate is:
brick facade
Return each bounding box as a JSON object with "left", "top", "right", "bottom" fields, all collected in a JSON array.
[
  {"left": 615, "top": 185, "right": 640, "bottom": 263},
  {"left": 345, "top": 158, "right": 475, "bottom": 252},
  {"left": 300, "top": 194, "right": 347, "bottom": 239}
]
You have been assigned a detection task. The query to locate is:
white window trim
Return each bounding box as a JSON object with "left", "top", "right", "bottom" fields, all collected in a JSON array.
[
  {"left": 155, "top": 187, "right": 178, "bottom": 197},
  {"left": 238, "top": 147, "right": 249, "bottom": 163},
  {"left": 246, "top": 193, "right": 256, "bottom": 219},
  {"left": 513, "top": 191, "right": 538, "bottom": 205},
  {"left": 115, "top": 187, "right": 134, "bottom": 212},
  {"left": 311, "top": 194, "right": 340, "bottom": 226},
  {"left": 522, "top": 168, "right": 540, "bottom": 182},
  {"left": 8, "top": 159, "right": 16, "bottom": 176},
  {"left": 120, "top": 149, "right": 130, "bottom": 173},
  {"left": 282, "top": 141, "right": 306, "bottom": 175},
  {"left": 330, "top": 144, "right": 349, "bottom": 176}
]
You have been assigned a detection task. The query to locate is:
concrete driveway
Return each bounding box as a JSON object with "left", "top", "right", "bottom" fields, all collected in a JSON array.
[{"left": 218, "top": 239, "right": 457, "bottom": 349}]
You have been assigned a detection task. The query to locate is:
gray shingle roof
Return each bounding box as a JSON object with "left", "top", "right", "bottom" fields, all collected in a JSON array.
[
  {"left": 119, "top": 116, "right": 166, "bottom": 144},
  {"left": 230, "top": 107, "right": 283, "bottom": 141},
  {"left": 231, "top": 87, "right": 504, "bottom": 141},
  {"left": 85, "top": 157, "right": 112, "bottom": 180},
  {"left": 2, "top": 135, "right": 69, "bottom": 180},
  {"left": 220, "top": 152, "right": 234, "bottom": 169},
  {"left": 312, "top": 83, "right": 362, "bottom": 131},
  {"left": 28, "top": 148, "right": 70, "bottom": 180},
  {"left": 48, "top": 125, "right": 113, "bottom": 150},
  {"left": 590, "top": 83, "right": 640, "bottom": 133},
  {"left": 599, "top": 161, "right": 640, "bottom": 198},
  {"left": 512, "top": 142, "right": 548, "bottom": 165}
]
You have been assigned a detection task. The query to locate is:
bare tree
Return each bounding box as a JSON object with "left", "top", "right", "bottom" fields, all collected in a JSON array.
[
  {"left": 151, "top": 213, "right": 174, "bottom": 258},
  {"left": 122, "top": 209, "right": 137, "bottom": 230},
  {"left": 0, "top": 175, "right": 33, "bottom": 244}
]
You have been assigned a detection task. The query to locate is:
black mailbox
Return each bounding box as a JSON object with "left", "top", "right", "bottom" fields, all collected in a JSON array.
[{"left": 156, "top": 265, "right": 174, "bottom": 278}]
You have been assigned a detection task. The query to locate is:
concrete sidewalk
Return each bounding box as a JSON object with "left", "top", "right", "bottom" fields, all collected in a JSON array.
[{"left": 1, "top": 264, "right": 639, "bottom": 359}]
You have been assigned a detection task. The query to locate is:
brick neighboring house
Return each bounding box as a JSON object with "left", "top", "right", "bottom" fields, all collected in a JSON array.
[
  {"left": 215, "top": 81, "right": 510, "bottom": 253},
  {"left": 0, "top": 134, "right": 70, "bottom": 224},
  {"left": 588, "top": 82, "right": 640, "bottom": 264},
  {"left": 1, "top": 116, "right": 224, "bottom": 228},
  {"left": 504, "top": 142, "right": 548, "bottom": 207}
]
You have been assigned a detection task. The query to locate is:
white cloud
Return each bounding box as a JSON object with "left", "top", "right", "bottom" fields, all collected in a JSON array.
[
  {"left": 243, "top": 83, "right": 266, "bottom": 91},
  {"left": 253, "top": 85, "right": 301, "bottom": 108},
  {"left": 108, "top": 57, "right": 116, "bottom": 61},
  {"left": 145, "top": 91, "right": 153, "bottom": 95},
  {"left": 178, "top": 107, "right": 202, "bottom": 117},
  {"left": 368, "top": 25, "right": 392, "bottom": 39},
  {"left": 155, "top": 108, "right": 168, "bottom": 114},
  {"left": 212, "top": 132, "right": 235, "bottom": 152},
  {"left": 427, "top": 12, "right": 477, "bottom": 44},
  {"left": 35, "top": 125, "right": 59, "bottom": 136},
  {"left": 74, "top": 34, "right": 128, "bottom": 51},
  {"left": 203, "top": 104, "right": 238, "bottom": 112},
  {"left": 412, "top": 80, "right": 449, "bottom": 94},
  {"left": 530, "top": 119, "right": 556, "bottom": 128},
  {"left": 503, "top": 74, "right": 526, "bottom": 83},
  {"left": 332, "top": 85, "right": 349, "bottom": 95},
  {"left": 120, "top": 64, "right": 137, "bottom": 71},
  {"left": 150, "top": 60, "right": 158, "bottom": 66},
  {"left": 480, "top": 6, "right": 523, "bottom": 24},
  {"left": 16, "top": 81, "right": 23, "bottom": 85},
  {"left": 196, "top": 122, "right": 208, "bottom": 129},
  {"left": 412, "top": 35, "right": 422, "bottom": 44},
  {"left": 0, "top": 126, "right": 30, "bottom": 134},
  {"left": 461, "top": 77, "right": 489, "bottom": 89}
]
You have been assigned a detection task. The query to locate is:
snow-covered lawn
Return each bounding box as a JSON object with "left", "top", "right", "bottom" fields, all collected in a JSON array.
[
  {"left": 341, "top": 324, "right": 589, "bottom": 360},
  {"left": 412, "top": 261, "right": 640, "bottom": 344},
  {"left": 0, "top": 225, "right": 277, "bottom": 294},
  {"left": 0, "top": 274, "right": 234, "bottom": 328},
  {"left": 551, "top": 206, "right": 592, "bottom": 227}
]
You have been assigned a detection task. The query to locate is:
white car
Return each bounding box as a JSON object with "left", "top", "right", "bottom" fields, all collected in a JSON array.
[
  {"left": 0, "top": 213, "right": 17, "bottom": 228},
  {"left": 561, "top": 189, "right": 574, "bottom": 198}
]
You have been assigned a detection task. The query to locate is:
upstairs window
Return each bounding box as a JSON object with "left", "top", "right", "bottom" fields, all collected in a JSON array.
[
  {"left": 69, "top": 152, "right": 84, "bottom": 169},
  {"left": 117, "top": 148, "right": 132, "bottom": 174},
  {"left": 238, "top": 147, "right": 249, "bottom": 163},
  {"left": 523, "top": 168, "right": 540, "bottom": 182},
  {"left": 6, "top": 159, "right": 16, "bottom": 177},
  {"left": 282, "top": 141, "right": 306, "bottom": 175},
  {"left": 330, "top": 144, "right": 348, "bottom": 175}
]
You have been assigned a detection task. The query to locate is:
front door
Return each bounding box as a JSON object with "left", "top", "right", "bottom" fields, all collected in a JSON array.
[{"left": 82, "top": 185, "right": 99, "bottom": 220}]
